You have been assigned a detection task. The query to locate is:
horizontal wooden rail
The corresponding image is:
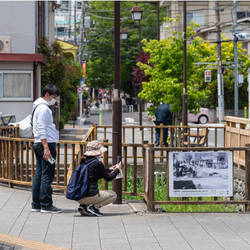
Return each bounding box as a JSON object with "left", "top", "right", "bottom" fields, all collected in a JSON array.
[{"left": 152, "top": 200, "right": 250, "bottom": 205}]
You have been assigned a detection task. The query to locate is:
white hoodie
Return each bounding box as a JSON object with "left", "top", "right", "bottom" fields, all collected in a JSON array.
[{"left": 32, "top": 97, "right": 59, "bottom": 143}]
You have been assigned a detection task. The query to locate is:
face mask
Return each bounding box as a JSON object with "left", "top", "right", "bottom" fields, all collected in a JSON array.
[{"left": 48, "top": 98, "right": 56, "bottom": 106}]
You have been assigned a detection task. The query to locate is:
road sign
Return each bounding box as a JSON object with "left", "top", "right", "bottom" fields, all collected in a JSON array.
[{"left": 77, "top": 87, "right": 83, "bottom": 94}]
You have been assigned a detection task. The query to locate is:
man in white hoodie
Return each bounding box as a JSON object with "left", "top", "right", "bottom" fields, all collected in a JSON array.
[{"left": 31, "top": 84, "right": 62, "bottom": 213}]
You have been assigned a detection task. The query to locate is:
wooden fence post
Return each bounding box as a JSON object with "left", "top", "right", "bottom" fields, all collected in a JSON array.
[
  {"left": 9, "top": 141, "right": 14, "bottom": 188},
  {"left": 147, "top": 143, "right": 155, "bottom": 212},
  {"left": 102, "top": 139, "right": 108, "bottom": 190},
  {"left": 142, "top": 141, "right": 148, "bottom": 193},
  {"left": 93, "top": 124, "right": 97, "bottom": 140},
  {"left": 245, "top": 143, "right": 250, "bottom": 212},
  {"left": 160, "top": 123, "right": 163, "bottom": 146}
]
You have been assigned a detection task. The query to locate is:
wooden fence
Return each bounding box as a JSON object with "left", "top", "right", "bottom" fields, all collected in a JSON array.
[
  {"left": 225, "top": 116, "right": 250, "bottom": 169},
  {"left": 93, "top": 124, "right": 224, "bottom": 147},
  {"left": 0, "top": 137, "right": 86, "bottom": 191},
  {"left": 2, "top": 123, "right": 250, "bottom": 212},
  {"left": 143, "top": 145, "right": 250, "bottom": 212},
  {"left": 0, "top": 125, "right": 19, "bottom": 137}
]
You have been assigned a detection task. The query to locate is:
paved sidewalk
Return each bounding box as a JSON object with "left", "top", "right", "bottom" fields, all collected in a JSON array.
[{"left": 1, "top": 186, "right": 250, "bottom": 250}]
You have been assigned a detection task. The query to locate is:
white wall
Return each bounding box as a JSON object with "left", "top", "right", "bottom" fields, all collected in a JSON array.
[
  {"left": 0, "top": 102, "right": 33, "bottom": 122},
  {"left": 0, "top": 1, "right": 36, "bottom": 53}
]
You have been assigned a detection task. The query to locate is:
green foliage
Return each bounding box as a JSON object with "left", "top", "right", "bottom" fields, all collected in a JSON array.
[
  {"left": 85, "top": 2, "right": 166, "bottom": 94},
  {"left": 38, "top": 39, "right": 82, "bottom": 128},
  {"left": 138, "top": 19, "right": 250, "bottom": 115}
]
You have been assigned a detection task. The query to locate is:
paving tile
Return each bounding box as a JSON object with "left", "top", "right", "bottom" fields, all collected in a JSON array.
[
  {"left": 128, "top": 237, "right": 157, "bottom": 244},
  {"left": 102, "top": 243, "right": 131, "bottom": 250},
  {"left": 193, "top": 214, "right": 250, "bottom": 249},
  {"left": 3, "top": 186, "right": 250, "bottom": 250},
  {"left": 130, "top": 242, "right": 161, "bottom": 250}
]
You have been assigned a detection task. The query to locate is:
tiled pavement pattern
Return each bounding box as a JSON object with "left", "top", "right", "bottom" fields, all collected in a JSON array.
[{"left": 1, "top": 186, "right": 250, "bottom": 249}]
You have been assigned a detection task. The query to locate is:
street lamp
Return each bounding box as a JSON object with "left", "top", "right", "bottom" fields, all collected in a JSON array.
[
  {"left": 131, "top": 6, "right": 143, "bottom": 21},
  {"left": 112, "top": 1, "right": 122, "bottom": 204},
  {"left": 120, "top": 29, "right": 128, "bottom": 40},
  {"left": 131, "top": 6, "right": 143, "bottom": 127}
]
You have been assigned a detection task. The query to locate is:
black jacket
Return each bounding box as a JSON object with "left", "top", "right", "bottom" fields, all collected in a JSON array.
[
  {"left": 84, "top": 157, "right": 120, "bottom": 197},
  {"left": 154, "top": 104, "right": 172, "bottom": 125}
]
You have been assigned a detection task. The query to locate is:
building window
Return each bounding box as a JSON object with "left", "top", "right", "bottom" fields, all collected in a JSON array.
[
  {"left": 0, "top": 71, "right": 33, "bottom": 101},
  {"left": 61, "top": 1, "right": 69, "bottom": 9},
  {"left": 237, "top": 11, "right": 250, "bottom": 19},
  {"left": 187, "top": 11, "right": 205, "bottom": 28},
  {"left": 76, "top": 1, "right": 81, "bottom": 9}
]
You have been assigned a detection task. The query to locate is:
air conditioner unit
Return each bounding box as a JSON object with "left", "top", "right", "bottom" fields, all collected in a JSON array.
[{"left": 0, "top": 37, "right": 11, "bottom": 53}]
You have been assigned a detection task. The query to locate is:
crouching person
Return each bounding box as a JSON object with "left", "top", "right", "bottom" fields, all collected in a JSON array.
[{"left": 77, "top": 140, "right": 121, "bottom": 217}]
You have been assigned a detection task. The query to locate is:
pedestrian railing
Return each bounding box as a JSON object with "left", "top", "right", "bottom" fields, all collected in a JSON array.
[
  {"left": 92, "top": 124, "right": 225, "bottom": 147},
  {"left": 143, "top": 144, "right": 250, "bottom": 212},
  {"left": 225, "top": 116, "right": 250, "bottom": 169},
  {"left": 2, "top": 123, "right": 250, "bottom": 213},
  {"left": 0, "top": 136, "right": 86, "bottom": 191},
  {"left": 0, "top": 125, "right": 19, "bottom": 137}
]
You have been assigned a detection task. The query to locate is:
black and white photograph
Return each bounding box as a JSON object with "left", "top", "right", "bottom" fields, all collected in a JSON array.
[{"left": 169, "top": 151, "right": 233, "bottom": 197}]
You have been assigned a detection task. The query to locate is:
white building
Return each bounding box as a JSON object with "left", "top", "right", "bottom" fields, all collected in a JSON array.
[
  {"left": 0, "top": 1, "right": 55, "bottom": 122},
  {"left": 161, "top": 1, "right": 250, "bottom": 53}
]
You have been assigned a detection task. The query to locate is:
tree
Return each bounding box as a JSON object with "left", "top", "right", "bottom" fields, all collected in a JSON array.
[
  {"left": 85, "top": 1, "right": 166, "bottom": 95},
  {"left": 138, "top": 21, "right": 208, "bottom": 115},
  {"left": 138, "top": 19, "right": 250, "bottom": 116},
  {"left": 38, "top": 39, "right": 82, "bottom": 128}
]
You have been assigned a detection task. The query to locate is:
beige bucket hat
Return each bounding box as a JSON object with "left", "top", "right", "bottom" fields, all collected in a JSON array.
[{"left": 84, "top": 140, "right": 107, "bottom": 156}]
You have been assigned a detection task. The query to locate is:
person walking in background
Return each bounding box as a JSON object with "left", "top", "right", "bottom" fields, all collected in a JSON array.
[
  {"left": 154, "top": 103, "right": 172, "bottom": 146},
  {"left": 77, "top": 140, "right": 121, "bottom": 217},
  {"left": 31, "top": 84, "right": 62, "bottom": 214}
]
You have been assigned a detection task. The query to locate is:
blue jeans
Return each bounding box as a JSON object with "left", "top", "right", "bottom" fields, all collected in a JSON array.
[
  {"left": 32, "top": 142, "right": 56, "bottom": 209},
  {"left": 155, "top": 122, "right": 168, "bottom": 146}
]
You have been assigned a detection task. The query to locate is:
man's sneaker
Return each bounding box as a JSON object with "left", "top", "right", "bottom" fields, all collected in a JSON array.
[
  {"left": 41, "top": 206, "right": 62, "bottom": 214},
  {"left": 31, "top": 207, "right": 41, "bottom": 212},
  {"left": 78, "top": 205, "right": 92, "bottom": 216},
  {"left": 87, "top": 205, "right": 103, "bottom": 217}
]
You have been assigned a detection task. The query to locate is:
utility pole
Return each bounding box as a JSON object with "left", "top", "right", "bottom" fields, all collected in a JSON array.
[
  {"left": 79, "top": 0, "right": 85, "bottom": 62},
  {"left": 156, "top": 1, "right": 160, "bottom": 41},
  {"left": 68, "top": 1, "right": 71, "bottom": 40},
  {"left": 215, "top": 1, "right": 224, "bottom": 122},
  {"left": 78, "top": 0, "right": 85, "bottom": 121},
  {"left": 112, "top": 1, "right": 122, "bottom": 204},
  {"left": 138, "top": 21, "right": 143, "bottom": 128},
  {"left": 74, "top": 1, "right": 77, "bottom": 45},
  {"left": 182, "top": 1, "right": 188, "bottom": 126},
  {"left": 233, "top": 0, "right": 239, "bottom": 116}
]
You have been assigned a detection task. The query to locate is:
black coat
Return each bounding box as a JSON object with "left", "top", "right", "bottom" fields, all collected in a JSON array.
[
  {"left": 154, "top": 104, "right": 172, "bottom": 125},
  {"left": 84, "top": 157, "right": 119, "bottom": 197}
]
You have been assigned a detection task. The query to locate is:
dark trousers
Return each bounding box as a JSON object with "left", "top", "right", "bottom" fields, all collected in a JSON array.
[
  {"left": 32, "top": 142, "right": 56, "bottom": 209},
  {"left": 154, "top": 122, "right": 168, "bottom": 146}
]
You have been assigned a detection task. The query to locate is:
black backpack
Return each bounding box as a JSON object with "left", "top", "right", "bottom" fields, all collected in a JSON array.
[{"left": 66, "top": 158, "right": 97, "bottom": 200}]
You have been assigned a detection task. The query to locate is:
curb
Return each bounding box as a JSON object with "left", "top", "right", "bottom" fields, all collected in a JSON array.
[{"left": 0, "top": 233, "right": 69, "bottom": 250}]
